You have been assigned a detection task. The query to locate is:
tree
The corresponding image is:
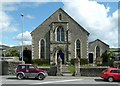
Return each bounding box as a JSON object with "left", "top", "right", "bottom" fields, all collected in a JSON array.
[
  {"left": 108, "top": 51, "right": 115, "bottom": 58},
  {"left": 23, "top": 47, "right": 32, "bottom": 64},
  {"left": 102, "top": 51, "right": 109, "bottom": 64},
  {"left": 5, "top": 49, "right": 19, "bottom": 57},
  {"left": 102, "top": 51, "right": 114, "bottom": 66}
]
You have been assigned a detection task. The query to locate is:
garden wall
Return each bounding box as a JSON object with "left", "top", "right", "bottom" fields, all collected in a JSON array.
[
  {"left": 1, "top": 61, "right": 21, "bottom": 75},
  {"left": 80, "top": 67, "right": 109, "bottom": 77},
  {"left": 1, "top": 61, "right": 109, "bottom": 77},
  {"left": 46, "top": 66, "right": 108, "bottom": 77}
]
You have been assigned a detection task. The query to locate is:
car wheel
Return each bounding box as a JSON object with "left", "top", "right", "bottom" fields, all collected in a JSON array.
[
  {"left": 38, "top": 74, "right": 45, "bottom": 80},
  {"left": 17, "top": 74, "right": 24, "bottom": 80},
  {"left": 108, "top": 77, "right": 114, "bottom": 82}
]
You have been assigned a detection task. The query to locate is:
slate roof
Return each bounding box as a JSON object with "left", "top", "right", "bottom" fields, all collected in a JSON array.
[{"left": 89, "top": 39, "right": 109, "bottom": 47}]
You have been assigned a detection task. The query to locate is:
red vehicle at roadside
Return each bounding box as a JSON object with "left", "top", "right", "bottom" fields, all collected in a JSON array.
[
  {"left": 101, "top": 68, "right": 120, "bottom": 82},
  {"left": 16, "top": 64, "right": 48, "bottom": 80}
]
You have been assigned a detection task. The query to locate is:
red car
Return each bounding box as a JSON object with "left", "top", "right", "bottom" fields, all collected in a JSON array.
[
  {"left": 16, "top": 64, "right": 48, "bottom": 80},
  {"left": 101, "top": 68, "right": 120, "bottom": 82}
]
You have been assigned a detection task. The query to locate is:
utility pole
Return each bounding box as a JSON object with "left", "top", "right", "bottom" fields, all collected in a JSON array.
[{"left": 21, "top": 13, "right": 24, "bottom": 64}]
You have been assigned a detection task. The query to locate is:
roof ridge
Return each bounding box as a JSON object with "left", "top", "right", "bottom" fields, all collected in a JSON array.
[{"left": 31, "top": 8, "right": 89, "bottom": 35}]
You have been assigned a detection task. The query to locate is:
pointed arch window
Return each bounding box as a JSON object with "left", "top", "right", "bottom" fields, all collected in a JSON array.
[
  {"left": 57, "top": 26, "right": 64, "bottom": 42},
  {"left": 76, "top": 40, "right": 81, "bottom": 58},
  {"left": 59, "top": 14, "right": 62, "bottom": 20},
  {"left": 40, "top": 39, "right": 45, "bottom": 59},
  {"left": 58, "top": 12, "right": 62, "bottom": 21},
  {"left": 96, "top": 46, "right": 100, "bottom": 57},
  {"left": 57, "top": 28, "right": 60, "bottom": 41},
  {"left": 61, "top": 28, "right": 64, "bottom": 41}
]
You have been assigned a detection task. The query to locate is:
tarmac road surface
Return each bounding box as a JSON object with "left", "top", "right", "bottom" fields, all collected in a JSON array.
[{"left": 1, "top": 75, "right": 120, "bottom": 86}]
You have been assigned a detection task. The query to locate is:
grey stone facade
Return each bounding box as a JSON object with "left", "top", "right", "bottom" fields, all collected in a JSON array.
[
  {"left": 89, "top": 39, "right": 109, "bottom": 63},
  {"left": 31, "top": 8, "right": 89, "bottom": 64}
]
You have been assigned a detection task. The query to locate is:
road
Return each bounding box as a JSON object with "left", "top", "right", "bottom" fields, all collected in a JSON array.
[{"left": 1, "top": 75, "right": 120, "bottom": 86}]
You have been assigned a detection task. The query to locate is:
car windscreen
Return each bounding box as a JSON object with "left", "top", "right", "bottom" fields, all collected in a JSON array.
[{"left": 18, "top": 65, "right": 26, "bottom": 70}]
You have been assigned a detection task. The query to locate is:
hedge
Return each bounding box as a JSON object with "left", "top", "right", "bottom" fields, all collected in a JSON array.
[
  {"left": 32, "top": 59, "right": 50, "bottom": 66},
  {"left": 70, "top": 58, "right": 88, "bottom": 65}
]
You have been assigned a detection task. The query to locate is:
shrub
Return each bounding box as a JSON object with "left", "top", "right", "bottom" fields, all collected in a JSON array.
[
  {"left": 80, "top": 58, "right": 88, "bottom": 65},
  {"left": 108, "top": 59, "right": 114, "bottom": 67},
  {"left": 32, "top": 59, "right": 41, "bottom": 66},
  {"left": 68, "top": 65, "right": 75, "bottom": 74},
  {"left": 97, "top": 59, "right": 114, "bottom": 67},
  {"left": 70, "top": 58, "right": 76, "bottom": 65},
  {"left": 32, "top": 59, "right": 50, "bottom": 66},
  {"left": 70, "top": 58, "right": 88, "bottom": 65}
]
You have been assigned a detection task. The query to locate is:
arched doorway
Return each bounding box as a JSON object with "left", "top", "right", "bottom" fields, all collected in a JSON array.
[{"left": 57, "top": 50, "right": 64, "bottom": 64}]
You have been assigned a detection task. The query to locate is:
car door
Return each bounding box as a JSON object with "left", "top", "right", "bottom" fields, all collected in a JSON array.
[
  {"left": 110, "top": 70, "right": 119, "bottom": 80},
  {"left": 28, "top": 65, "right": 37, "bottom": 78},
  {"left": 118, "top": 69, "right": 120, "bottom": 80},
  {"left": 25, "top": 65, "right": 29, "bottom": 77}
]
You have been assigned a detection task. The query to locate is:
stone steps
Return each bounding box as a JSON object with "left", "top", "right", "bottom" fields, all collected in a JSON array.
[
  {"left": 62, "top": 65, "right": 70, "bottom": 72},
  {"left": 62, "top": 65, "right": 72, "bottom": 76},
  {"left": 62, "top": 72, "right": 72, "bottom": 76}
]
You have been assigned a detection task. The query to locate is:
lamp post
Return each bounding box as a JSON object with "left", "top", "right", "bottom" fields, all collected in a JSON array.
[{"left": 21, "top": 13, "right": 24, "bottom": 64}]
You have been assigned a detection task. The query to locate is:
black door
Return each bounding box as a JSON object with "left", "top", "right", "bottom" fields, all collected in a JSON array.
[
  {"left": 57, "top": 50, "right": 64, "bottom": 64},
  {"left": 89, "top": 53, "right": 93, "bottom": 63}
]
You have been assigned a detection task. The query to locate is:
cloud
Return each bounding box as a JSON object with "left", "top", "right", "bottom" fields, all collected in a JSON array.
[
  {"left": 0, "top": 11, "right": 18, "bottom": 32},
  {"left": 0, "top": 3, "right": 18, "bottom": 33},
  {"left": 25, "top": 14, "right": 35, "bottom": 20},
  {"left": 1, "top": 3, "right": 20, "bottom": 11},
  {"left": 0, "top": 42, "right": 7, "bottom": 46},
  {"left": 0, "top": 41, "right": 14, "bottom": 47},
  {"left": 1, "top": 0, "right": 119, "bottom": 48},
  {"left": 62, "top": 0, "right": 118, "bottom": 48},
  {"left": 13, "top": 31, "right": 32, "bottom": 45}
]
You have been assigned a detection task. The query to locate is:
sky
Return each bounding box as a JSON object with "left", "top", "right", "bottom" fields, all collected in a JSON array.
[{"left": 0, "top": 0, "right": 119, "bottom": 48}]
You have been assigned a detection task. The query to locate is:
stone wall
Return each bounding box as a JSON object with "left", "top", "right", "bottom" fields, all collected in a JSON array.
[
  {"left": 1, "top": 61, "right": 22, "bottom": 75},
  {"left": 80, "top": 67, "right": 108, "bottom": 77},
  {"left": 1, "top": 61, "right": 109, "bottom": 77},
  {"left": 47, "top": 66, "right": 57, "bottom": 76},
  {"left": 43, "top": 66, "right": 108, "bottom": 77},
  {"left": 1, "top": 61, "right": 57, "bottom": 76},
  {"left": 38, "top": 66, "right": 57, "bottom": 76}
]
